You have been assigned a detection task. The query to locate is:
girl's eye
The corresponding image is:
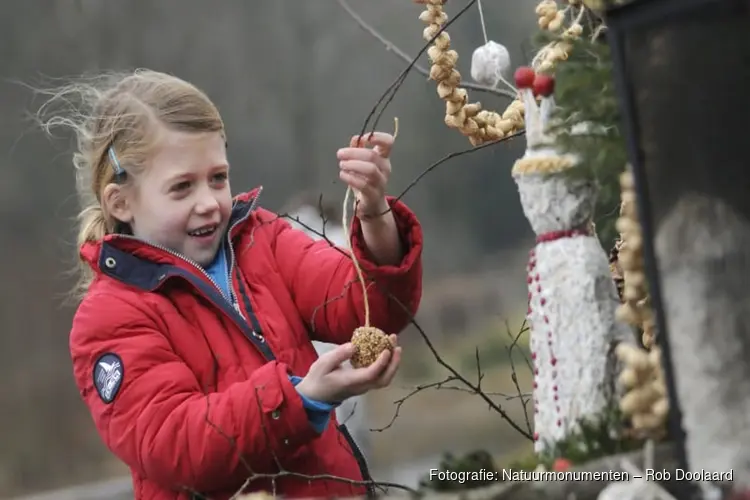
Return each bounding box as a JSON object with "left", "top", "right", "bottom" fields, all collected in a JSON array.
[
  {"left": 172, "top": 181, "right": 191, "bottom": 192},
  {"left": 212, "top": 172, "right": 228, "bottom": 182}
]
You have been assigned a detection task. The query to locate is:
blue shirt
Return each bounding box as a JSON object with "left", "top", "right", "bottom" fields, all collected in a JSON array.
[{"left": 203, "top": 243, "right": 336, "bottom": 434}]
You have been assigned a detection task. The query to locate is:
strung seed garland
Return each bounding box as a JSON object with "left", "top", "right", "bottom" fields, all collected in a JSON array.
[
  {"left": 612, "top": 168, "right": 668, "bottom": 439},
  {"left": 614, "top": 169, "right": 657, "bottom": 349},
  {"left": 342, "top": 118, "right": 400, "bottom": 369},
  {"left": 414, "top": 0, "right": 584, "bottom": 146}
]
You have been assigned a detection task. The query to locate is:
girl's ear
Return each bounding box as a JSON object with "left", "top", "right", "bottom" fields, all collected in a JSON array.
[{"left": 102, "top": 183, "right": 133, "bottom": 225}]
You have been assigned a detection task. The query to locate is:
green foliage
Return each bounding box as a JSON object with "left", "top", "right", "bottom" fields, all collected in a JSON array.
[
  {"left": 498, "top": 406, "right": 642, "bottom": 475},
  {"left": 417, "top": 405, "right": 644, "bottom": 492},
  {"left": 534, "top": 405, "right": 643, "bottom": 468},
  {"left": 535, "top": 31, "right": 629, "bottom": 250},
  {"left": 417, "top": 18, "right": 642, "bottom": 495}
]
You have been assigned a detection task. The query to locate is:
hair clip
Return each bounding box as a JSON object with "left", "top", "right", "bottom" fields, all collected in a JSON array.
[{"left": 108, "top": 147, "right": 126, "bottom": 177}]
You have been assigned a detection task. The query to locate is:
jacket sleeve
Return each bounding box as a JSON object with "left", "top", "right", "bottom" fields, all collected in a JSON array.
[
  {"left": 267, "top": 195, "right": 423, "bottom": 344},
  {"left": 70, "top": 292, "right": 322, "bottom": 493}
]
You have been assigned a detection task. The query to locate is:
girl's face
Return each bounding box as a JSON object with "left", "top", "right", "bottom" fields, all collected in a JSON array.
[{"left": 122, "top": 129, "right": 233, "bottom": 267}]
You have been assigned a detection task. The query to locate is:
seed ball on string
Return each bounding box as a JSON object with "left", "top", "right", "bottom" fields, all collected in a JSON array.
[
  {"left": 470, "top": 41, "right": 511, "bottom": 86},
  {"left": 350, "top": 326, "right": 394, "bottom": 368}
]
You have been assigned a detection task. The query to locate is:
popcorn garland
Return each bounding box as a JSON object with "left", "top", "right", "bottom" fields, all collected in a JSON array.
[
  {"left": 413, "top": 0, "right": 671, "bottom": 449},
  {"left": 612, "top": 168, "right": 668, "bottom": 439},
  {"left": 414, "top": 0, "right": 585, "bottom": 146},
  {"left": 614, "top": 170, "right": 656, "bottom": 349}
]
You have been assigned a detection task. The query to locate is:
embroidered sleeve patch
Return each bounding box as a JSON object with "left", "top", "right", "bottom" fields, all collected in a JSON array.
[{"left": 93, "top": 353, "right": 124, "bottom": 404}]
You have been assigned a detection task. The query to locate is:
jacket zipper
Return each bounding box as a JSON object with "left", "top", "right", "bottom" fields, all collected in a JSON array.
[
  {"left": 337, "top": 424, "right": 375, "bottom": 497},
  {"left": 111, "top": 189, "right": 266, "bottom": 347},
  {"left": 225, "top": 187, "right": 262, "bottom": 319}
]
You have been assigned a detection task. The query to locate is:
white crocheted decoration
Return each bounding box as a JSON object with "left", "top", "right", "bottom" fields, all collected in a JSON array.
[
  {"left": 470, "top": 40, "right": 511, "bottom": 87},
  {"left": 512, "top": 83, "right": 632, "bottom": 452}
]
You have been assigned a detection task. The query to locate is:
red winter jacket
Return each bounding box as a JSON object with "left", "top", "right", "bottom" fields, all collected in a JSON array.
[{"left": 69, "top": 187, "right": 423, "bottom": 500}]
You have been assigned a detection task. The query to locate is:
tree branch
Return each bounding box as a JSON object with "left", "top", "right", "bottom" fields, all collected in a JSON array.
[
  {"left": 336, "top": 0, "right": 516, "bottom": 100},
  {"left": 357, "top": 0, "right": 479, "bottom": 139},
  {"left": 270, "top": 210, "right": 533, "bottom": 441}
]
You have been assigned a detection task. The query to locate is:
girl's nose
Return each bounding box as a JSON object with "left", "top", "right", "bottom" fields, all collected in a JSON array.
[{"left": 194, "top": 188, "right": 220, "bottom": 214}]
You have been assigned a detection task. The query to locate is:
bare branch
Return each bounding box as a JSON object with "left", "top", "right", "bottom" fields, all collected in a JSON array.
[
  {"left": 336, "top": 0, "right": 516, "bottom": 100},
  {"left": 357, "top": 0, "right": 480, "bottom": 140},
  {"left": 378, "top": 286, "right": 534, "bottom": 441},
  {"left": 419, "top": 384, "right": 529, "bottom": 400},
  {"left": 367, "top": 130, "right": 526, "bottom": 220},
  {"left": 371, "top": 375, "right": 460, "bottom": 432},
  {"left": 504, "top": 321, "right": 533, "bottom": 436},
  {"left": 272, "top": 209, "right": 533, "bottom": 440}
]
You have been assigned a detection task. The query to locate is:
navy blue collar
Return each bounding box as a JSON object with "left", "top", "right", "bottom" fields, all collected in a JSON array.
[{"left": 98, "top": 193, "right": 258, "bottom": 292}]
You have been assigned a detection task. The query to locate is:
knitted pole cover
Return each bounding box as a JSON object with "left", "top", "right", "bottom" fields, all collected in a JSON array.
[{"left": 511, "top": 73, "right": 632, "bottom": 453}]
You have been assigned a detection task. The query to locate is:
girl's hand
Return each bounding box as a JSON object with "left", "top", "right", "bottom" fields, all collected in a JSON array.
[
  {"left": 295, "top": 334, "right": 402, "bottom": 403},
  {"left": 337, "top": 132, "right": 395, "bottom": 218}
]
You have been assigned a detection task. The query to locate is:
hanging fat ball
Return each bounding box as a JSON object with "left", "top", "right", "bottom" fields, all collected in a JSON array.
[
  {"left": 350, "top": 326, "right": 394, "bottom": 368},
  {"left": 470, "top": 41, "right": 511, "bottom": 87}
]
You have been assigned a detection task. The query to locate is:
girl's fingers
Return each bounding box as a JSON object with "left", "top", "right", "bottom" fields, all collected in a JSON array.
[
  {"left": 349, "top": 132, "right": 395, "bottom": 158},
  {"left": 337, "top": 148, "right": 391, "bottom": 175},
  {"left": 339, "top": 159, "right": 388, "bottom": 187},
  {"left": 314, "top": 343, "right": 355, "bottom": 374},
  {"left": 339, "top": 172, "right": 382, "bottom": 204},
  {"left": 344, "top": 349, "right": 391, "bottom": 388},
  {"left": 349, "top": 132, "right": 394, "bottom": 147},
  {"left": 376, "top": 347, "right": 402, "bottom": 387},
  {"left": 339, "top": 171, "right": 368, "bottom": 191},
  {"left": 367, "top": 349, "right": 392, "bottom": 377},
  {"left": 339, "top": 159, "right": 379, "bottom": 178}
]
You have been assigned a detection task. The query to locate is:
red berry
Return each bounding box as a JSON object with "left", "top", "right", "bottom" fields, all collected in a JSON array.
[
  {"left": 514, "top": 66, "right": 536, "bottom": 89},
  {"left": 553, "top": 458, "right": 571, "bottom": 471},
  {"left": 533, "top": 74, "right": 555, "bottom": 97}
]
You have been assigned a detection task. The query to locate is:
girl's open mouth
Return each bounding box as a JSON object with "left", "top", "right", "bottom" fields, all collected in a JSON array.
[{"left": 187, "top": 224, "right": 218, "bottom": 238}]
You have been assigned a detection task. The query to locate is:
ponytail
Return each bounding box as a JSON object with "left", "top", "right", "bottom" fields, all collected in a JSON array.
[
  {"left": 77, "top": 204, "right": 108, "bottom": 248},
  {"left": 72, "top": 204, "right": 109, "bottom": 300},
  {"left": 33, "top": 69, "right": 226, "bottom": 303}
]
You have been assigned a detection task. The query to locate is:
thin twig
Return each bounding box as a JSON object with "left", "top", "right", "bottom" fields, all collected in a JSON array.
[
  {"left": 355, "top": 130, "right": 527, "bottom": 222},
  {"left": 265, "top": 211, "right": 533, "bottom": 441},
  {"left": 198, "top": 358, "right": 416, "bottom": 497},
  {"left": 247, "top": 387, "right": 418, "bottom": 495},
  {"left": 336, "top": 0, "right": 516, "bottom": 100},
  {"left": 389, "top": 131, "right": 525, "bottom": 208},
  {"left": 378, "top": 287, "right": 534, "bottom": 441},
  {"left": 371, "top": 375, "right": 459, "bottom": 431},
  {"left": 504, "top": 320, "right": 532, "bottom": 436},
  {"left": 358, "top": 0, "right": 480, "bottom": 140},
  {"left": 397, "top": 383, "right": 528, "bottom": 400}
]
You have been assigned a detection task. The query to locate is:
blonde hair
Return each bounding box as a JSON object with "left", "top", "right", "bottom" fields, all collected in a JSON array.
[{"left": 36, "top": 69, "right": 225, "bottom": 299}]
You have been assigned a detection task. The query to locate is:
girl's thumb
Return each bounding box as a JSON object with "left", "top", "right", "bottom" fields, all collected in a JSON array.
[{"left": 318, "top": 343, "right": 355, "bottom": 371}]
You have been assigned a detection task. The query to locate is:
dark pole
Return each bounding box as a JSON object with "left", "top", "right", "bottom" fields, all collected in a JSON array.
[{"left": 604, "top": 0, "right": 693, "bottom": 494}]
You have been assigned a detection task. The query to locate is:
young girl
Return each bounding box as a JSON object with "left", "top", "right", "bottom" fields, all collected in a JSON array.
[{"left": 44, "top": 69, "right": 423, "bottom": 499}]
